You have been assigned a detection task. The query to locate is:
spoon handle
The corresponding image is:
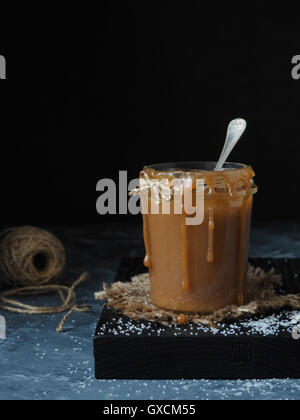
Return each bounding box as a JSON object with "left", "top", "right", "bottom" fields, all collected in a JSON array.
[{"left": 215, "top": 119, "right": 247, "bottom": 172}]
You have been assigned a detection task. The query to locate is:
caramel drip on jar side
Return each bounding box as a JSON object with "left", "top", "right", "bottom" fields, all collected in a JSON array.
[
  {"left": 237, "top": 198, "right": 247, "bottom": 305},
  {"left": 206, "top": 175, "right": 216, "bottom": 264},
  {"left": 142, "top": 214, "right": 151, "bottom": 268},
  {"left": 142, "top": 213, "right": 152, "bottom": 268},
  {"left": 207, "top": 206, "right": 215, "bottom": 263},
  {"left": 181, "top": 211, "right": 189, "bottom": 291},
  {"left": 236, "top": 177, "right": 252, "bottom": 305},
  {"left": 140, "top": 185, "right": 152, "bottom": 268}
]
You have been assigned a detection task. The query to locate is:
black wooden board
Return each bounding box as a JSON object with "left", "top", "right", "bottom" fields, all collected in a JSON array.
[{"left": 94, "top": 258, "right": 300, "bottom": 380}]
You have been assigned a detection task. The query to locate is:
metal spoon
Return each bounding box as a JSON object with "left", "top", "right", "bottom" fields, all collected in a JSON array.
[{"left": 215, "top": 118, "right": 247, "bottom": 171}]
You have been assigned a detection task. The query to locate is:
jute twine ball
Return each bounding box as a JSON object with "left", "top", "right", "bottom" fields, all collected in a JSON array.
[{"left": 0, "top": 226, "right": 66, "bottom": 288}]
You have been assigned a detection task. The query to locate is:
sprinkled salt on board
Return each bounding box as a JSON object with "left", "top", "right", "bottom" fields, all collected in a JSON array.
[{"left": 96, "top": 308, "right": 300, "bottom": 338}]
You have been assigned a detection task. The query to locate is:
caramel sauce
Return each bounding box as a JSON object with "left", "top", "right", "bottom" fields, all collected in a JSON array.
[
  {"left": 138, "top": 164, "right": 257, "bottom": 313},
  {"left": 140, "top": 187, "right": 152, "bottom": 268},
  {"left": 177, "top": 313, "right": 187, "bottom": 325},
  {"left": 142, "top": 214, "right": 151, "bottom": 268},
  {"left": 207, "top": 206, "right": 215, "bottom": 263},
  {"left": 181, "top": 212, "right": 189, "bottom": 290}
]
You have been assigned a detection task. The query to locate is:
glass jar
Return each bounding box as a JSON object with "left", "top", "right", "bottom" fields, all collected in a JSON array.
[{"left": 139, "top": 161, "right": 257, "bottom": 313}]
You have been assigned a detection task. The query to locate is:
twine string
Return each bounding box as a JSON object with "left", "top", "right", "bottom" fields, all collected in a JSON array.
[
  {"left": 0, "top": 272, "right": 91, "bottom": 333},
  {"left": 0, "top": 227, "right": 92, "bottom": 333}
]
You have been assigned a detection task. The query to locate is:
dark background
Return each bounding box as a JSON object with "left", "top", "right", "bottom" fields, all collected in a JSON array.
[{"left": 1, "top": 2, "right": 300, "bottom": 224}]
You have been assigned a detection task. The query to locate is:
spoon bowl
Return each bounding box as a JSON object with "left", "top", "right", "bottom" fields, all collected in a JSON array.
[{"left": 215, "top": 119, "right": 247, "bottom": 172}]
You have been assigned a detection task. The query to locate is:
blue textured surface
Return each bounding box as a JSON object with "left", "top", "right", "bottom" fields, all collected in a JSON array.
[{"left": 1, "top": 222, "right": 300, "bottom": 400}]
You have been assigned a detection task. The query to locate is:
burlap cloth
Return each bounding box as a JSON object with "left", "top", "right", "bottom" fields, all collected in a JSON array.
[{"left": 95, "top": 265, "right": 300, "bottom": 326}]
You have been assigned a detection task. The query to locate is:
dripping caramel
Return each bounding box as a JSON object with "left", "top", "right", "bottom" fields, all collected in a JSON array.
[{"left": 139, "top": 163, "right": 257, "bottom": 313}]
